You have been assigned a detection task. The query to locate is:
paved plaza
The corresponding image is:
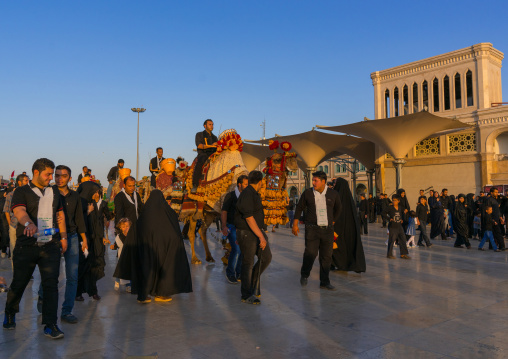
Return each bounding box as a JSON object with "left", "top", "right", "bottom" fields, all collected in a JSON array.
[{"left": 1, "top": 224, "right": 508, "bottom": 358}]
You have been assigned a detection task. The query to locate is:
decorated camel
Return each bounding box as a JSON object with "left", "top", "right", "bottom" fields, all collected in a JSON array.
[{"left": 152, "top": 129, "right": 249, "bottom": 264}]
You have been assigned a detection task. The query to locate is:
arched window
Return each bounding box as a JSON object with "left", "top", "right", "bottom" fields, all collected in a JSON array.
[
  {"left": 384, "top": 89, "right": 390, "bottom": 118},
  {"left": 324, "top": 165, "right": 329, "bottom": 174},
  {"left": 342, "top": 164, "right": 347, "bottom": 173},
  {"left": 394, "top": 87, "right": 399, "bottom": 117},
  {"left": 444, "top": 75, "right": 451, "bottom": 110},
  {"left": 455, "top": 73, "right": 462, "bottom": 108},
  {"left": 422, "top": 80, "right": 429, "bottom": 110},
  {"left": 466, "top": 70, "right": 473, "bottom": 107},
  {"left": 403, "top": 85, "right": 409, "bottom": 115},
  {"left": 318, "top": 166, "right": 323, "bottom": 172},
  {"left": 335, "top": 164, "right": 341, "bottom": 173},
  {"left": 412, "top": 82, "right": 418, "bottom": 112},
  {"left": 433, "top": 77, "right": 439, "bottom": 112}
]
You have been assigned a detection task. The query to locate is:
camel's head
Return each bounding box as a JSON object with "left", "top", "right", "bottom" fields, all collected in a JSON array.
[
  {"left": 216, "top": 129, "right": 244, "bottom": 153},
  {"left": 284, "top": 152, "right": 298, "bottom": 172}
]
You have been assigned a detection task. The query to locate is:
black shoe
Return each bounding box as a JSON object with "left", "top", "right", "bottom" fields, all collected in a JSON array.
[
  {"left": 61, "top": 314, "right": 78, "bottom": 324},
  {"left": 75, "top": 296, "right": 84, "bottom": 302},
  {"left": 43, "top": 324, "right": 64, "bottom": 339},
  {"left": 320, "top": 283, "right": 337, "bottom": 291},
  {"left": 241, "top": 295, "right": 261, "bottom": 305},
  {"left": 300, "top": 276, "right": 308, "bottom": 287},
  {"left": 478, "top": 248, "right": 485, "bottom": 251},
  {"left": 226, "top": 273, "right": 238, "bottom": 284},
  {"left": 37, "top": 296, "right": 43, "bottom": 314},
  {"left": 387, "top": 255, "right": 396, "bottom": 259},
  {"left": 3, "top": 313, "right": 15, "bottom": 330}
]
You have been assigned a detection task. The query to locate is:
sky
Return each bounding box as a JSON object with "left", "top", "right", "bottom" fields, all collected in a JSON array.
[{"left": 2, "top": 0, "right": 508, "bottom": 185}]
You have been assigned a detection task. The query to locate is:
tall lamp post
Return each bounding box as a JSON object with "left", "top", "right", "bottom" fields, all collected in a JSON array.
[{"left": 131, "top": 107, "right": 146, "bottom": 180}]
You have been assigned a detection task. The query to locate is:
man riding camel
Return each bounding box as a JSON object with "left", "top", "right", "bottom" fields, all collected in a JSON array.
[{"left": 191, "top": 119, "right": 218, "bottom": 194}]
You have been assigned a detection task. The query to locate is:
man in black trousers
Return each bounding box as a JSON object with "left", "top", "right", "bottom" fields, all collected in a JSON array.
[
  {"left": 4, "top": 158, "right": 68, "bottom": 339},
  {"left": 235, "top": 170, "right": 272, "bottom": 305},
  {"left": 293, "top": 171, "right": 341, "bottom": 290},
  {"left": 358, "top": 193, "right": 369, "bottom": 234}
]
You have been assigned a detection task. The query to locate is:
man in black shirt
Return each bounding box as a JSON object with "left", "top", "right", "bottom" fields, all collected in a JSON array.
[
  {"left": 235, "top": 171, "right": 271, "bottom": 304},
  {"left": 484, "top": 187, "right": 505, "bottom": 250},
  {"left": 416, "top": 196, "right": 431, "bottom": 247},
  {"left": 4, "top": 158, "right": 68, "bottom": 339},
  {"left": 368, "top": 193, "right": 376, "bottom": 223},
  {"left": 293, "top": 171, "right": 341, "bottom": 290},
  {"left": 221, "top": 175, "right": 249, "bottom": 284},
  {"left": 77, "top": 166, "right": 88, "bottom": 184},
  {"left": 37, "top": 165, "right": 88, "bottom": 324},
  {"left": 191, "top": 119, "right": 218, "bottom": 194},
  {"left": 358, "top": 194, "right": 369, "bottom": 234},
  {"left": 149, "top": 147, "right": 165, "bottom": 188},
  {"left": 114, "top": 176, "right": 143, "bottom": 227},
  {"left": 106, "top": 159, "right": 124, "bottom": 201}
]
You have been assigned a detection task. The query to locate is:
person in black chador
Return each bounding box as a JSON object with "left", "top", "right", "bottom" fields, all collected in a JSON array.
[
  {"left": 149, "top": 147, "right": 165, "bottom": 188},
  {"left": 331, "top": 178, "right": 366, "bottom": 273},
  {"left": 136, "top": 190, "right": 192, "bottom": 303},
  {"left": 191, "top": 119, "right": 218, "bottom": 194},
  {"left": 76, "top": 181, "right": 111, "bottom": 301},
  {"left": 397, "top": 188, "right": 410, "bottom": 235},
  {"left": 429, "top": 191, "right": 446, "bottom": 240},
  {"left": 453, "top": 194, "right": 471, "bottom": 249}
]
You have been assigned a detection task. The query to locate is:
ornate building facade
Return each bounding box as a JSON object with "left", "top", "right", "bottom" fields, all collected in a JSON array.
[{"left": 371, "top": 43, "right": 508, "bottom": 198}]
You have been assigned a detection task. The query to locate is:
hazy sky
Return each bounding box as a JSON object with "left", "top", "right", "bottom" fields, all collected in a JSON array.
[{"left": 2, "top": 1, "right": 507, "bottom": 185}]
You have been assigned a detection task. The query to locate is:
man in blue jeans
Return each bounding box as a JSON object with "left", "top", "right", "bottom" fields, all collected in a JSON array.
[
  {"left": 221, "top": 175, "right": 249, "bottom": 284},
  {"left": 37, "top": 165, "right": 88, "bottom": 324}
]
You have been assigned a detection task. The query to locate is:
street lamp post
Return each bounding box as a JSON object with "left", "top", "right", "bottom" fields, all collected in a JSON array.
[{"left": 131, "top": 107, "right": 146, "bottom": 181}]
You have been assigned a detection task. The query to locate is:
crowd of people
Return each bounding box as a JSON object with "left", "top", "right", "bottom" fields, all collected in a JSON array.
[
  {"left": 0, "top": 122, "right": 501, "bottom": 342},
  {"left": 0, "top": 152, "right": 369, "bottom": 340},
  {"left": 353, "top": 187, "right": 508, "bottom": 258}
]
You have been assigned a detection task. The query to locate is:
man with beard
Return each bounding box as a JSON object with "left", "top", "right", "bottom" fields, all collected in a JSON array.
[
  {"left": 106, "top": 159, "right": 124, "bottom": 201},
  {"left": 149, "top": 147, "right": 165, "bottom": 188},
  {"left": 113, "top": 176, "right": 143, "bottom": 294},
  {"left": 4, "top": 158, "right": 68, "bottom": 339},
  {"left": 37, "top": 165, "right": 88, "bottom": 323},
  {"left": 191, "top": 119, "right": 218, "bottom": 194},
  {"left": 331, "top": 178, "right": 366, "bottom": 273},
  {"left": 293, "top": 171, "right": 341, "bottom": 290}
]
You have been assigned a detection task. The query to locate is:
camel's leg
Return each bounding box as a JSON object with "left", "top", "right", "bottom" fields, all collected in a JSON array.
[
  {"left": 199, "top": 217, "right": 215, "bottom": 263},
  {"left": 188, "top": 219, "right": 202, "bottom": 264}
]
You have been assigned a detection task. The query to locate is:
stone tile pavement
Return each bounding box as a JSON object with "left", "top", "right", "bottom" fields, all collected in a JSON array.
[{"left": 1, "top": 223, "right": 508, "bottom": 358}]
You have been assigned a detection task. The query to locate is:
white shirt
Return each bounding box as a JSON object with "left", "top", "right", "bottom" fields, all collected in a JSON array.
[{"left": 313, "top": 186, "right": 328, "bottom": 226}]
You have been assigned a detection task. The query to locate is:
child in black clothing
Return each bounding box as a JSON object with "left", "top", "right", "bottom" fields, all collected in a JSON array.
[
  {"left": 383, "top": 195, "right": 411, "bottom": 259},
  {"left": 478, "top": 206, "right": 501, "bottom": 252}
]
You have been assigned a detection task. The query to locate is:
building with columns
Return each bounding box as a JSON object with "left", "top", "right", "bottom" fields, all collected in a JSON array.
[{"left": 371, "top": 42, "right": 508, "bottom": 199}]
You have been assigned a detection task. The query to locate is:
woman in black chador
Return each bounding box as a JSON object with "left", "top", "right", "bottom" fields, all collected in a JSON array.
[
  {"left": 77, "top": 181, "right": 110, "bottom": 300},
  {"left": 331, "top": 178, "right": 366, "bottom": 273},
  {"left": 135, "top": 190, "right": 192, "bottom": 303},
  {"left": 453, "top": 194, "right": 471, "bottom": 249},
  {"left": 429, "top": 191, "right": 446, "bottom": 240}
]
